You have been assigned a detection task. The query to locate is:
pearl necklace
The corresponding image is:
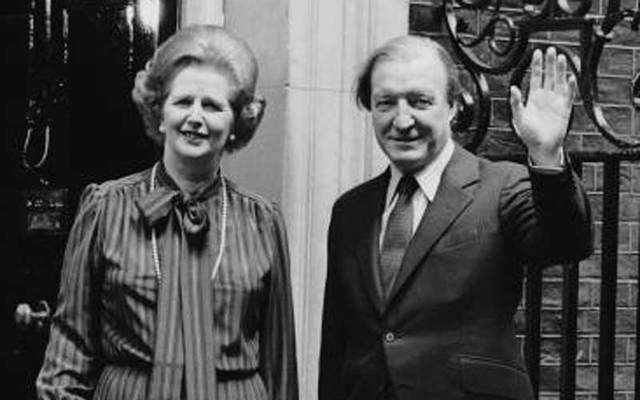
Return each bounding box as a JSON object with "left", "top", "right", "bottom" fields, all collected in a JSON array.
[{"left": 149, "top": 163, "right": 228, "bottom": 282}]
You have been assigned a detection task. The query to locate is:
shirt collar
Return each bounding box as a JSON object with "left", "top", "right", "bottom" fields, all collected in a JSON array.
[{"left": 386, "top": 138, "right": 455, "bottom": 207}]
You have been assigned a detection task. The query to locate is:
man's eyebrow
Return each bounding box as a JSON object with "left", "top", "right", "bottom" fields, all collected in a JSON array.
[
  {"left": 407, "top": 89, "right": 434, "bottom": 96},
  {"left": 371, "top": 90, "right": 393, "bottom": 98},
  {"left": 373, "top": 89, "right": 434, "bottom": 98}
]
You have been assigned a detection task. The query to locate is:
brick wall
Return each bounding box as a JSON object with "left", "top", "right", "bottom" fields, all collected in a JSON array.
[{"left": 410, "top": 0, "right": 640, "bottom": 398}]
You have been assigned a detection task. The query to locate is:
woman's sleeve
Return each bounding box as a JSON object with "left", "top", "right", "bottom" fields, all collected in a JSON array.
[
  {"left": 259, "top": 206, "right": 299, "bottom": 400},
  {"left": 36, "top": 184, "right": 106, "bottom": 400}
]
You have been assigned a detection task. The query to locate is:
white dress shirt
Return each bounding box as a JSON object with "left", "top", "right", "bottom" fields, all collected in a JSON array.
[{"left": 379, "top": 138, "right": 455, "bottom": 249}]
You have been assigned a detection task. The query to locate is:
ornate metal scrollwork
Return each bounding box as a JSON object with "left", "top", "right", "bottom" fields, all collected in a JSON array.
[
  {"left": 452, "top": 68, "right": 492, "bottom": 149},
  {"left": 441, "top": 0, "right": 640, "bottom": 150},
  {"left": 23, "top": 0, "right": 70, "bottom": 171},
  {"left": 632, "top": 71, "right": 640, "bottom": 109}
]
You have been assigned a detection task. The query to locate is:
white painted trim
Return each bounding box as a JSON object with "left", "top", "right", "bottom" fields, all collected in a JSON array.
[
  {"left": 179, "top": 0, "right": 224, "bottom": 27},
  {"left": 284, "top": 1, "right": 410, "bottom": 399}
]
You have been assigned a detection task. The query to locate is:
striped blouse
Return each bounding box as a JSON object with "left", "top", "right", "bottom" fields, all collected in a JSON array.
[{"left": 36, "top": 163, "right": 298, "bottom": 400}]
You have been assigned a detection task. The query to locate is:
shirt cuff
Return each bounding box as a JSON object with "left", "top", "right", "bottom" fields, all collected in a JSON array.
[{"left": 528, "top": 151, "right": 565, "bottom": 175}]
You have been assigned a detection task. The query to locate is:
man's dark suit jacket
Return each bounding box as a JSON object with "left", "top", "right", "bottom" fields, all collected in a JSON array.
[{"left": 319, "top": 145, "right": 592, "bottom": 400}]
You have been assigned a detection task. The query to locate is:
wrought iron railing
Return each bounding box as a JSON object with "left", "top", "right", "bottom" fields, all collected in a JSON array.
[
  {"left": 426, "top": 0, "right": 640, "bottom": 151},
  {"left": 520, "top": 154, "right": 636, "bottom": 400},
  {"left": 412, "top": 0, "right": 640, "bottom": 398}
]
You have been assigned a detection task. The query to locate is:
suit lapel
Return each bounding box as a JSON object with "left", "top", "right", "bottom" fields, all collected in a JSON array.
[
  {"left": 386, "top": 145, "right": 480, "bottom": 306},
  {"left": 354, "top": 170, "right": 389, "bottom": 315}
]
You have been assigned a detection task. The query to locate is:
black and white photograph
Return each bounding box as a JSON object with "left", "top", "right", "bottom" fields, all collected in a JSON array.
[{"left": 0, "top": 0, "right": 638, "bottom": 399}]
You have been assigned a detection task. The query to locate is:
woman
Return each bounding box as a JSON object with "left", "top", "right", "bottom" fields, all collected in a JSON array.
[{"left": 36, "top": 25, "right": 298, "bottom": 400}]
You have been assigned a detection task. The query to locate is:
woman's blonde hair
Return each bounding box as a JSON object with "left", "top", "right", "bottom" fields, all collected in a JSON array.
[{"left": 132, "top": 25, "right": 265, "bottom": 152}]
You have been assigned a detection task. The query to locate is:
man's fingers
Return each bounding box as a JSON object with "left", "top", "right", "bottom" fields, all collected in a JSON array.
[
  {"left": 509, "top": 85, "right": 524, "bottom": 136},
  {"left": 566, "top": 75, "right": 578, "bottom": 111},
  {"left": 530, "top": 49, "right": 543, "bottom": 91},
  {"left": 544, "top": 47, "right": 557, "bottom": 91},
  {"left": 556, "top": 53, "right": 568, "bottom": 90}
]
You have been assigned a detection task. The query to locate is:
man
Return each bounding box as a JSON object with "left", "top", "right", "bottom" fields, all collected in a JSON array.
[{"left": 319, "top": 36, "right": 592, "bottom": 400}]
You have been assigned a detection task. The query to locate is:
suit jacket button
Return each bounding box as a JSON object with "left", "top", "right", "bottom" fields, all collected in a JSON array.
[{"left": 384, "top": 332, "right": 395, "bottom": 342}]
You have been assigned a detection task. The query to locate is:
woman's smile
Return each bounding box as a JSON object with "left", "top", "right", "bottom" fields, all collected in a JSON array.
[{"left": 180, "top": 129, "right": 209, "bottom": 142}]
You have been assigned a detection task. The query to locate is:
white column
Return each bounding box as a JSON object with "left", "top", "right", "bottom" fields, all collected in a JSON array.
[
  {"left": 284, "top": 1, "right": 409, "bottom": 399},
  {"left": 223, "top": 0, "right": 289, "bottom": 204},
  {"left": 201, "top": 0, "right": 409, "bottom": 397},
  {"left": 180, "top": 0, "right": 224, "bottom": 26}
]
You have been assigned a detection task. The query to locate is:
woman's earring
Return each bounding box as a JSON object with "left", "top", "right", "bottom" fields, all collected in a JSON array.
[{"left": 229, "top": 134, "right": 236, "bottom": 142}]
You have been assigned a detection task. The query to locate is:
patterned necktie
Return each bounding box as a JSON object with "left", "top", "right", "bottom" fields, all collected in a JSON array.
[{"left": 379, "top": 175, "right": 419, "bottom": 299}]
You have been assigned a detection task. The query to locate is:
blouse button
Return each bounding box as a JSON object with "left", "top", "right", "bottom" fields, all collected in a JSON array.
[{"left": 384, "top": 332, "right": 395, "bottom": 343}]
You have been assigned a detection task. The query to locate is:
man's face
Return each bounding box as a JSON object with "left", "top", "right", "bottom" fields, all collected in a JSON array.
[{"left": 370, "top": 48, "right": 455, "bottom": 174}]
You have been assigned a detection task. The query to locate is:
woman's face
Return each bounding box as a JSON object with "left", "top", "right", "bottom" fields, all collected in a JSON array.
[{"left": 160, "top": 64, "right": 235, "bottom": 167}]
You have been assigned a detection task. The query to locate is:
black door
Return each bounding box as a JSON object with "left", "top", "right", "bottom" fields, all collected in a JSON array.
[{"left": 0, "top": 1, "right": 176, "bottom": 398}]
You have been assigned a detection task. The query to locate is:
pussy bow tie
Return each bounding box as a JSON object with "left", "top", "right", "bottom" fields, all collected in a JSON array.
[{"left": 136, "top": 187, "right": 210, "bottom": 238}]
